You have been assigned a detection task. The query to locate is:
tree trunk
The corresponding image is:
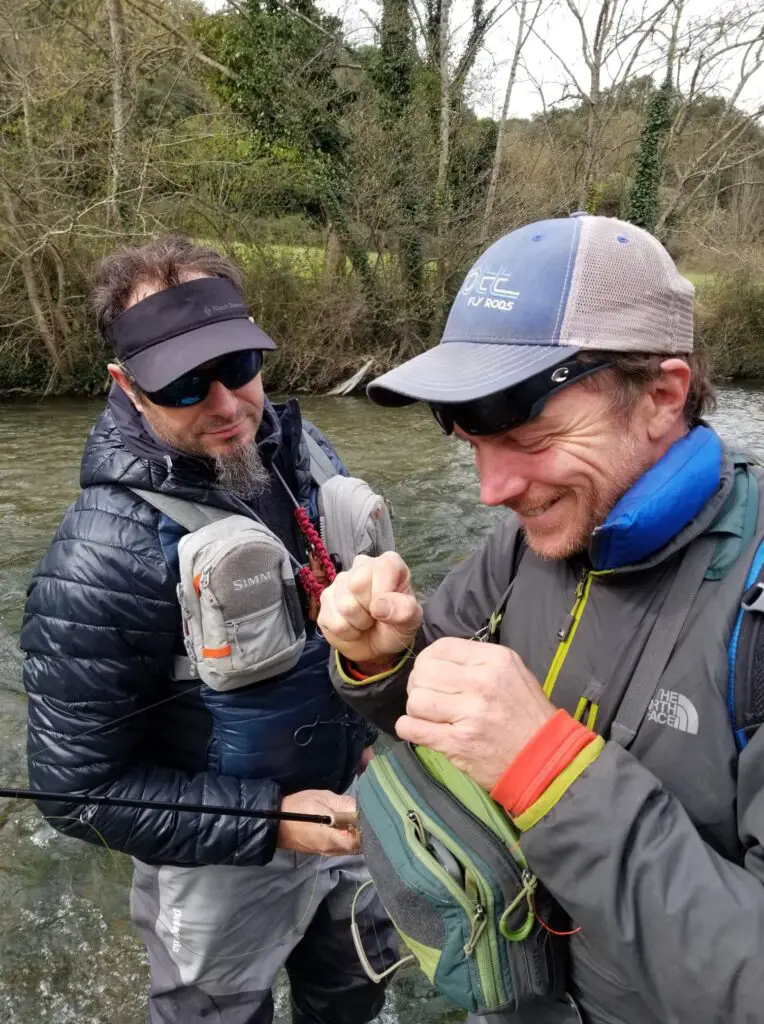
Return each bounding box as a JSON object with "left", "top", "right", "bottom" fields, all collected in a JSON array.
[
  {"left": 434, "top": 0, "right": 452, "bottom": 318},
  {"left": 324, "top": 223, "right": 345, "bottom": 279},
  {"left": 4, "top": 193, "right": 63, "bottom": 372},
  {"left": 482, "top": 0, "right": 528, "bottom": 244},
  {"left": 579, "top": 0, "right": 610, "bottom": 207},
  {"left": 107, "top": 0, "right": 128, "bottom": 229}
]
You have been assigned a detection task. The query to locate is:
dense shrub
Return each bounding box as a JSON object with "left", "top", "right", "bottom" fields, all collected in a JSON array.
[{"left": 696, "top": 270, "right": 764, "bottom": 379}]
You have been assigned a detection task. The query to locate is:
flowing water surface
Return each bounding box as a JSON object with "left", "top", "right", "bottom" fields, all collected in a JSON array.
[{"left": 1, "top": 386, "right": 763, "bottom": 1022}]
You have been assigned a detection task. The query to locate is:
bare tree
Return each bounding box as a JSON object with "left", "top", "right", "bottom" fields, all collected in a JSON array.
[
  {"left": 107, "top": 0, "right": 128, "bottom": 229},
  {"left": 536, "top": 0, "right": 675, "bottom": 206},
  {"left": 481, "top": 0, "right": 545, "bottom": 242},
  {"left": 656, "top": 2, "right": 764, "bottom": 234},
  {"left": 434, "top": 0, "right": 453, "bottom": 287}
]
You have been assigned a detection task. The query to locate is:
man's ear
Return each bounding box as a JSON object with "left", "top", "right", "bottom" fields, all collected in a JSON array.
[
  {"left": 107, "top": 363, "right": 143, "bottom": 412},
  {"left": 644, "top": 358, "right": 691, "bottom": 443}
]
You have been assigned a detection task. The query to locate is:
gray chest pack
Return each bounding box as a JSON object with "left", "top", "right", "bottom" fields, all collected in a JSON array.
[{"left": 131, "top": 431, "right": 394, "bottom": 692}]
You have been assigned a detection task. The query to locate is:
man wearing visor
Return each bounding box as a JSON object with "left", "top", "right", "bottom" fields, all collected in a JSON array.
[
  {"left": 21, "top": 236, "right": 395, "bottom": 1023},
  {"left": 320, "top": 214, "right": 764, "bottom": 1021}
]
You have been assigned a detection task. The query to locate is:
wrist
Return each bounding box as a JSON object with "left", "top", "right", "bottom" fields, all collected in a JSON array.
[
  {"left": 351, "top": 656, "right": 399, "bottom": 677},
  {"left": 491, "top": 709, "right": 598, "bottom": 818}
]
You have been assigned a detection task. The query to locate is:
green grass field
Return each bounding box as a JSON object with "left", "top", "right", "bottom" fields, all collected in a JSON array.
[
  {"left": 683, "top": 271, "right": 716, "bottom": 289},
  {"left": 212, "top": 240, "right": 721, "bottom": 292}
]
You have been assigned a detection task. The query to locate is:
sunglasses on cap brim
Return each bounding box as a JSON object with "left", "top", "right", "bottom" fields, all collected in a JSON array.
[
  {"left": 430, "top": 356, "right": 612, "bottom": 438},
  {"left": 138, "top": 349, "right": 264, "bottom": 408}
]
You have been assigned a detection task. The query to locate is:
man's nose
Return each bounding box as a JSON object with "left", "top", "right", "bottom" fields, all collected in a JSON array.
[
  {"left": 203, "top": 379, "right": 239, "bottom": 418},
  {"left": 477, "top": 448, "right": 529, "bottom": 507}
]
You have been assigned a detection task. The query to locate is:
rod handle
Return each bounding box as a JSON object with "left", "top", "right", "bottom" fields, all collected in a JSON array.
[{"left": 329, "top": 809, "right": 360, "bottom": 830}]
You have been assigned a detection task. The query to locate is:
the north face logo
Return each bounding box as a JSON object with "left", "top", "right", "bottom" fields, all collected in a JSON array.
[{"left": 647, "top": 689, "right": 699, "bottom": 734}]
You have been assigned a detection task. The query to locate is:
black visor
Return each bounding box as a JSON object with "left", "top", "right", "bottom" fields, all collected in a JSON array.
[{"left": 105, "top": 277, "right": 276, "bottom": 392}]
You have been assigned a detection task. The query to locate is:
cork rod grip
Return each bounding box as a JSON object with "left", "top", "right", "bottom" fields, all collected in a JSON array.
[{"left": 329, "top": 809, "right": 360, "bottom": 829}]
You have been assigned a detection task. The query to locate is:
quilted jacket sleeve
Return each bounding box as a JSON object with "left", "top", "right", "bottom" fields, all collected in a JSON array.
[{"left": 20, "top": 487, "right": 281, "bottom": 866}]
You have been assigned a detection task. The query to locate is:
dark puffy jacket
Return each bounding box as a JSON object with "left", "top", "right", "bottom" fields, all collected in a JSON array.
[{"left": 21, "top": 389, "right": 372, "bottom": 868}]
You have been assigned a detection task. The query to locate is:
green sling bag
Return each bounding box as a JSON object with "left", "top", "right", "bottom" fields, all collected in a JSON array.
[{"left": 352, "top": 741, "right": 567, "bottom": 1015}]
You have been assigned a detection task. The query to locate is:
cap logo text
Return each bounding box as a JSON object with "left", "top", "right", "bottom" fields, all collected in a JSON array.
[{"left": 461, "top": 265, "right": 520, "bottom": 312}]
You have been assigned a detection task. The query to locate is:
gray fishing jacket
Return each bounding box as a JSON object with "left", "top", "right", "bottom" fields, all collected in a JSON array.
[{"left": 332, "top": 426, "right": 764, "bottom": 1024}]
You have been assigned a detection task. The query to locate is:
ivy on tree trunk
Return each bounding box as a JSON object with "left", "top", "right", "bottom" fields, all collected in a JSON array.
[{"left": 627, "top": 75, "right": 674, "bottom": 233}]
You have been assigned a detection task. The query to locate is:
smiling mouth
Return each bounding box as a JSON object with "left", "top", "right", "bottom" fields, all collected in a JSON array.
[
  {"left": 519, "top": 505, "right": 554, "bottom": 518},
  {"left": 207, "top": 419, "right": 245, "bottom": 436},
  {"left": 514, "top": 495, "right": 565, "bottom": 518}
]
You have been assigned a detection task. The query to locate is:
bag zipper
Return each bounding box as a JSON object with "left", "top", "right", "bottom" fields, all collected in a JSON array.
[
  {"left": 374, "top": 757, "right": 504, "bottom": 1008},
  {"left": 400, "top": 745, "right": 543, "bottom": 990},
  {"left": 401, "top": 744, "right": 528, "bottom": 882}
]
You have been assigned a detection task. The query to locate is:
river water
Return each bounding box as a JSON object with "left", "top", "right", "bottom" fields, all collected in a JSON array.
[{"left": 1, "top": 386, "right": 763, "bottom": 1023}]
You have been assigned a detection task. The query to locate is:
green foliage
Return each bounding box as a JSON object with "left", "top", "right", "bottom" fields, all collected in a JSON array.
[
  {"left": 194, "top": 1, "right": 347, "bottom": 161},
  {"left": 2, "top": 0, "right": 764, "bottom": 395},
  {"left": 584, "top": 181, "right": 606, "bottom": 214},
  {"left": 626, "top": 75, "right": 674, "bottom": 232},
  {"left": 371, "top": 0, "right": 418, "bottom": 120},
  {"left": 696, "top": 270, "right": 764, "bottom": 378}
]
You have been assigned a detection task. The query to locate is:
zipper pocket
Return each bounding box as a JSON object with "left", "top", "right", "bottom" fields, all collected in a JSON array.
[
  {"left": 401, "top": 744, "right": 528, "bottom": 892},
  {"left": 373, "top": 757, "right": 503, "bottom": 1008},
  {"left": 400, "top": 744, "right": 543, "bottom": 993}
]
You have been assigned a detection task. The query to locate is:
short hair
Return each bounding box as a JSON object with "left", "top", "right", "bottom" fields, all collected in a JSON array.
[
  {"left": 579, "top": 350, "right": 716, "bottom": 425},
  {"left": 92, "top": 234, "right": 244, "bottom": 341}
]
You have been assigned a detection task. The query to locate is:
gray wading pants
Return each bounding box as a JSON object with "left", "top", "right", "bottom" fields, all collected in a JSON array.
[{"left": 131, "top": 851, "right": 397, "bottom": 1024}]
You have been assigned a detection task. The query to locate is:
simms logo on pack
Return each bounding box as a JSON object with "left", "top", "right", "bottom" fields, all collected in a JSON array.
[
  {"left": 647, "top": 689, "right": 699, "bottom": 734},
  {"left": 232, "top": 571, "right": 274, "bottom": 591},
  {"left": 461, "top": 265, "right": 520, "bottom": 312}
]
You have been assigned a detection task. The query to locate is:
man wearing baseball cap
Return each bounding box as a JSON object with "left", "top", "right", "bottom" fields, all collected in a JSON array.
[
  {"left": 21, "top": 236, "right": 396, "bottom": 1023},
  {"left": 320, "top": 214, "right": 764, "bottom": 1022}
]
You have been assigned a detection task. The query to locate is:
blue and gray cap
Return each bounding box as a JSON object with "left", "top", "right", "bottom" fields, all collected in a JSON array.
[{"left": 367, "top": 213, "right": 695, "bottom": 407}]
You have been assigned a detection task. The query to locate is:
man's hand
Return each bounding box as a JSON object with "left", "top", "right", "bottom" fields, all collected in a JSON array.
[
  {"left": 357, "top": 745, "right": 375, "bottom": 776},
  {"left": 318, "top": 552, "right": 423, "bottom": 669},
  {"left": 276, "top": 790, "right": 360, "bottom": 856},
  {"left": 395, "top": 637, "right": 556, "bottom": 791}
]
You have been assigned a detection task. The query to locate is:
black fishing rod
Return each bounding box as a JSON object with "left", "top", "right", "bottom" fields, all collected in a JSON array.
[{"left": 0, "top": 787, "right": 359, "bottom": 829}]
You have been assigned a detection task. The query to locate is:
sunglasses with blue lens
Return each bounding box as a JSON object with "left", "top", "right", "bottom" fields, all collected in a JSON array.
[
  {"left": 143, "top": 349, "right": 264, "bottom": 408},
  {"left": 430, "top": 356, "right": 611, "bottom": 438}
]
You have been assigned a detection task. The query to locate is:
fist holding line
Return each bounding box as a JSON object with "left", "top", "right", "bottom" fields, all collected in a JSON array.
[{"left": 318, "top": 552, "right": 423, "bottom": 671}]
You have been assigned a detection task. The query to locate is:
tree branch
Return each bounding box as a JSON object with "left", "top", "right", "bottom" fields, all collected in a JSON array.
[{"left": 124, "top": 0, "right": 240, "bottom": 81}]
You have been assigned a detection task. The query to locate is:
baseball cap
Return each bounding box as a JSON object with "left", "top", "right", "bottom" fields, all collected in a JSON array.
[
  {"left": 104, "top": 276, "right": 276, "bottom": 392},
  {"left": 367, "top": 213, "right": 695, "bottom": 407}
]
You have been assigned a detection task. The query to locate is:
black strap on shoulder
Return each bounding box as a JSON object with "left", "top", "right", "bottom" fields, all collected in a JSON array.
[
  {"left": 610, "top": 535, "right": 717, "bottom": 749},
  {"left": 478, "top": 530, "right": 527, "bottom": 644}
]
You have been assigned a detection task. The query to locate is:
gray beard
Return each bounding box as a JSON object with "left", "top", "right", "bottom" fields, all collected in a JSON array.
[{"left": 213, "top": 443, "right": 271, "bottom": 500}]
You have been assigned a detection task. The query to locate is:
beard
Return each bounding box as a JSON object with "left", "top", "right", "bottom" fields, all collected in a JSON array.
[
  {"left": 213, "top": 442, "right": 271, "bottom": 500},
  {"left": 514, "top": 426, "right": 656, "bottom": 561},
  {"left": 138, "top": 400, "right": 270, "bottom": 500}
]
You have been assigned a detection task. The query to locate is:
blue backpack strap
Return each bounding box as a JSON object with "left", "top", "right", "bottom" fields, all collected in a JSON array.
[{"left": 728, "top": 539, "right": 764, "bottom": 750}]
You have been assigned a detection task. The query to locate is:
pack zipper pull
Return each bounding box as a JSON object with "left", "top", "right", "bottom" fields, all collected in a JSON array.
[{"left": 464, "top": 904, "right": 487, "bottom": 956}]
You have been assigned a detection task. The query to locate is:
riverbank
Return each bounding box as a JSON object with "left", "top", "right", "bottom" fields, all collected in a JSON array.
[{"left": 1, "top": 259, "right": 762, "bottom": 399}]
